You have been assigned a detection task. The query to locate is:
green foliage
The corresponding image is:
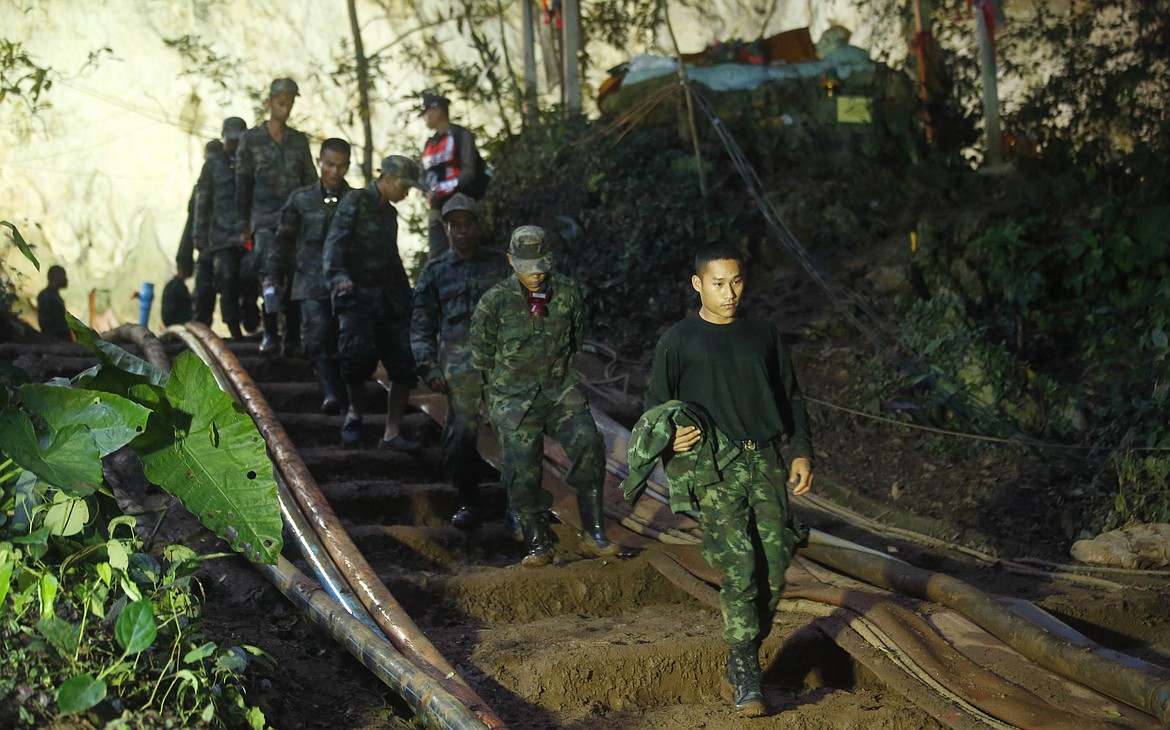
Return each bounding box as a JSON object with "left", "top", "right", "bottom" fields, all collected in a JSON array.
[
  {"left": 0, "top": 40, "right": 52, "bottom": 115},
  {"left": 0, "top": 523, "right": 270, "bottom": 727},
  {"left": 0, "top": 225, "right": 277, "bottom": 726},
  {"left": 485, "top": 114, "right": 755, "bottom": 354}
]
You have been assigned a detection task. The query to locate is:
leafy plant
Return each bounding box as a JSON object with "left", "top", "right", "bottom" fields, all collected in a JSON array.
[{"left": 1, "top": 229, "right": 278, "bottom": 725}]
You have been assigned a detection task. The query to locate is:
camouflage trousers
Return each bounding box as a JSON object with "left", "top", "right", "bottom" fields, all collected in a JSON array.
[
  {"left": 697, "top": 443, "right": 795, "bottom": 646},
  {"left": 490, "top": 387, "right": 605, "bottom": 514},
  {"left": 336, "top": 286, "right": 417, "bottom": 385},
  {"left": 299, "top": 299, "right": 340, "bottom": 361},
  {"left": 441, "top": 366, "right": 489, "bottom": 502},
  {"left": 193, "top": 249, "right": 216, "bottom": 325}
]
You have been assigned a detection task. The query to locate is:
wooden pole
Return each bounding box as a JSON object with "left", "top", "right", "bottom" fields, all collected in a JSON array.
[
  {"left": 522, "top": 0, "right": 537, "bottom": 123},
  {"left": 562, "top": 0, "right": 581, "bottom": 115},
  {"left": 662, "top": 1, "right": 707, "bottom": 197},
  {"left": 974, "top": 4, "right": 1003, "bottom": 165},
  {"left": 345, "top": 0, "right": 374, "bottom": 183}
]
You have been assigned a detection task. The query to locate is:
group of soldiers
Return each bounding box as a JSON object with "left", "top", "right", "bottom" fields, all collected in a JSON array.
[{"left": 176, "top": 77, "right": 816, "bottom": 719}]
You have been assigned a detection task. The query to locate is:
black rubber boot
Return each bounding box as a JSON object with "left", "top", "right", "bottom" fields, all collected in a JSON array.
[
  {"left": 577, "top": 485, "right": 620, "bottom": 557},
  {"left": 227, "top": 321, "right": 244, "bottom": 340},
  {"left": 720, "top": 641, "right": 767, "bottom": 718},
  {"left": 517, "top": 511, "right": 554, "bottom": 567},
  {"left": 450, "top": 482, "right": 482, "bottom": 528},
  {"left": 259, "top": 312, "right": 280, "bottom": 355},
  {"left": 281, "top": 304, "right": 302, "bottom": 358},
  {"left": 314, "top": 358, "right": 346, "bottom": 415}
]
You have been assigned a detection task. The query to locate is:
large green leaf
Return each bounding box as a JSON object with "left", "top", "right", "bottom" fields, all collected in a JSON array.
[
  {"left": 67, "top": 314, "right": 168, "bottom": 389},
  {"left": 1, "top": 220, "right": 39, "bottom": 271},
  {"left": 132, "top": 352, "right": 282, "bottom": 564},
  {"left": 114, "top": 599, "right": 157, "bottom": 654},
  {"left": 19, "top": 383, "right": 150, "bottom": 457},
  {"left": 0, "top": 405, "right": 101, "bottom": 497},
  {"left": 56, "top": 674, "right": 106, "bottom": 714}
]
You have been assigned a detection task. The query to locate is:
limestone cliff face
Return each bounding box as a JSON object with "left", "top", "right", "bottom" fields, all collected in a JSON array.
[{"left": 1, "top": 0, "right": 864, "bottom": 332}]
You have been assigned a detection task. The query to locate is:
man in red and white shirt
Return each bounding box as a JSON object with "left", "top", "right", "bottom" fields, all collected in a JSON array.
[{"left": 420, "top": 93, "right": 486, "bottom": 261}]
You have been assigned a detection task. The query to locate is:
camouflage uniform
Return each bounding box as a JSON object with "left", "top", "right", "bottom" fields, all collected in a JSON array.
[
  {"left": 236, "top": 120, "right": 316, "bottom": 345},
  {"left": 644, "top": 311, "right": 813, "bottom": 712},
  {"left": 322, "top": 182, "right": 417, "bottom": 385},
  {"left": 469, "top": 272, "right": 604, "bottom": 514},
  {"left": 176, "top": 185, "right": 214, "bottom": 325},
  {"left": 194, "top": 144, "right": 251, "bottom": 331},
  {"left": 411, "top": 245, "right": 509, "bottom": 504},
  {"left": 269, "top": 180, "right": 352, "bottom": 361}
]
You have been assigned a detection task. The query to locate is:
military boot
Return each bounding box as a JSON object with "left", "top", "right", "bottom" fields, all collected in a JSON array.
[
  {"left": 259, "top": 312, "right": 280, "bottom": 355},
  {"left": 517, "top": 511, "right": 554, "bottom": 567},
  {"left": 577, "top": 485, "right": 620, "bottom": 557},
  {"left": 314, "top": 358, "right": 346, "bottom": 415},
  {"left": 450, "top": 481, "right": 483, "bottom": 528},
  {"left": 720, "top": 641, "right": 767, "bottom": 718}
]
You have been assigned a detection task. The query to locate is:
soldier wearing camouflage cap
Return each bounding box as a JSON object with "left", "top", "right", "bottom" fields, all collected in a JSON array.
[
  {"left": 411, "top": 193, "right": 510, "bottom": 527},
  {"left": 323, "top": 154, "right": 424, "bottom": 451},
  {"left": 237, "top": 77, "right": 317, "bottom": 356},
  {"left": 639, "top": 242, "right": 814, "bottom": 718},
  {"left": 470, "top": 225, "right": 621, "bottom": 565}
]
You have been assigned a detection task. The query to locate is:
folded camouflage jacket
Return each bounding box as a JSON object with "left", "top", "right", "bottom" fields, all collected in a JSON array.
[{"left": 621, "top": 399, "right": 742, "bottom": 513}]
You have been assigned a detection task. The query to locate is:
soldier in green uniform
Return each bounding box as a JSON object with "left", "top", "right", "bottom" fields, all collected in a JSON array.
[
  {"left": 194, "top": 118, "right": 249, "bottom": 338},
  {"left": 36, "top": 265, "right": 70, "bottom": 341},
  {"left": 236, "top": 78, "right": 317, "bottom": 355},
  {"left": 411, "top": 193, "right": 509, "bottom": 526},
  {"left": 267, "top": 137, "right": 353, "bottom": 414},
  {"left": 323, "top": 155, "right": 422, "bottom": 451},
  {"left": 470, "top": 226, "right": 620, "bottom": 565},
  {"left": 641, "top": 242, "right": 814, "bottom": 718}
]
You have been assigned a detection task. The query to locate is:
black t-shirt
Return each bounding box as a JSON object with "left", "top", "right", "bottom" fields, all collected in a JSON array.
[{"left": 645, "top": 313, "right": 812, "bottom": 459}]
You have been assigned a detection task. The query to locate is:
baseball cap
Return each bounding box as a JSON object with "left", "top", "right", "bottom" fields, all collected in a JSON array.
[
  {"left": 269, "top": 77, "right": 299, "bottom": 97},
  {"left": 442, "top": 193, "right": 479, "bottom": 221},
  {"left": 509, "top": 226, "right": 552, "bottom": 274},
  {"left": 420, "top": 92, "right": 450, "bottom": 116},
  {"left": 222, "top": 117, "right": 247, "bottom": 139},
  {"left": 378, "top": 155, "right": 425, "bottom": 189}
]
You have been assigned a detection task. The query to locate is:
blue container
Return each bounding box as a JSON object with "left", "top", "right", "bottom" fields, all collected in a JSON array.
[{"left": 138, "top": 282, "right": 154, "bottom": 326}]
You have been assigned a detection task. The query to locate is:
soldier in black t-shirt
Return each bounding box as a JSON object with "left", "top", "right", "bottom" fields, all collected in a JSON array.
[{"left": 643, "top": 242, "right": 814, "bottom": 718}]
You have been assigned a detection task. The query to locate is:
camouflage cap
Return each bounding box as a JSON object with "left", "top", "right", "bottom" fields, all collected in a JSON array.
[
  {"left": 222, "top": 116, "right": 247, "bottom": 139},
  {"left": 420, "top": 92, "right": 450, "bottom": 116},
  {"left": 509, "top": 226, "right": 552, "bottom": 274},
  {"left": 441, "top": 192, "right": 479, "bottom": 221},
  {"left": 269, "top": 77, "right": 299, "bottom": 98},
  {"left": 378, "top": 155, "right": 425, "bottom": 189}
]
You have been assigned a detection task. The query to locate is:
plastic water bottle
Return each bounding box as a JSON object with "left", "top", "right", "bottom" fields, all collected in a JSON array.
[
  {"left": 263, "top": 285, "right": 280, "bottom": 315},
  {"left": 138, "top": 282, "right": 154, "bottom": 326}
]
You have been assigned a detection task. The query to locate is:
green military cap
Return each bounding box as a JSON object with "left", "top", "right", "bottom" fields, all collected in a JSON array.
[
  {"left": 378, "top": 155, "right": 425, "bottom": 189},
  {"left": 269, "top": 77, "right": 299, "bottom": 97},
  {"left": 509, "top": 225, "right": 552, "bottom": 274},
  {"left": 222, "top": 116, "right": 247, "bottom": 139},
  {"left": 442, "top": 192, "right": 479, "bottom": 220}
]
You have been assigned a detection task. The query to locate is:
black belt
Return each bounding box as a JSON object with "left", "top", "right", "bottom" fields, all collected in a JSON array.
[{"left": 738, "top": 436, "right": 779, "bottom": 451}]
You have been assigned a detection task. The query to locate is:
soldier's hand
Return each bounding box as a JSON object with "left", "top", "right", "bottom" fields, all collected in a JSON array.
[
  {"left": 427, "top": 376, "right": 447, "bottom": 393},
  {"left": 260, "top": 278, "right": 274, "bottom": 291},
  {"left": 787, "top": 457, "right": 814, "bottom": 495},
  {"left": 672, "top": 425, "right": 702, "bottom": 453},
  {"left": 193, "top": 237, "right": 207, "bottom": 251},
  {"left": 333, "top": 278, "right": 355, "bottom": 296}
]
